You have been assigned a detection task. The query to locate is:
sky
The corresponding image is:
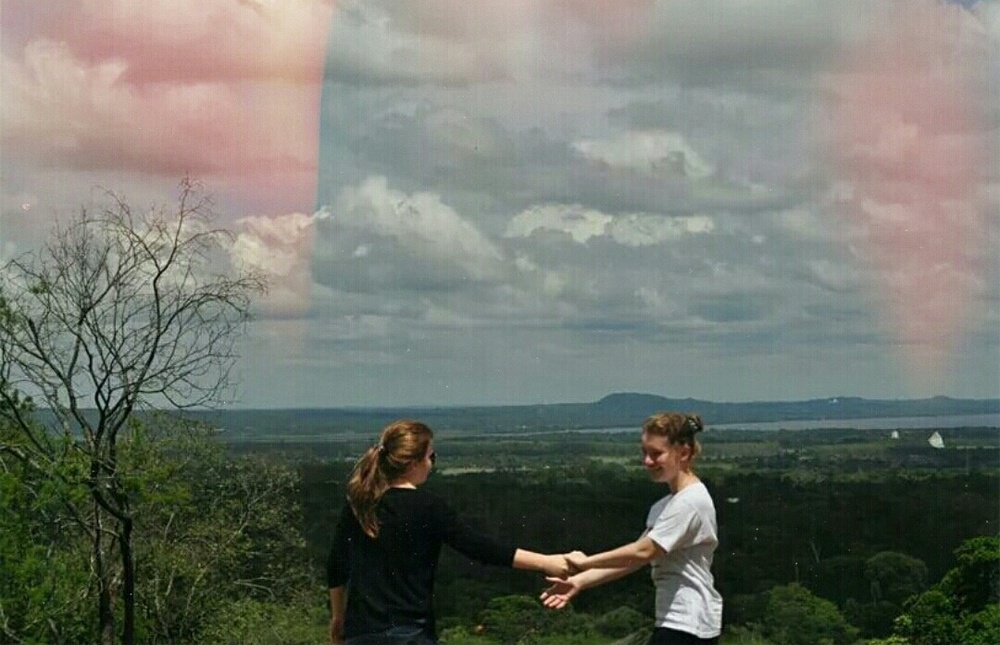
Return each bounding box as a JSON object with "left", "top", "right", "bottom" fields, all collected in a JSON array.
[{"left": 2, "top": 0, "right": 998, "bottom": 408}]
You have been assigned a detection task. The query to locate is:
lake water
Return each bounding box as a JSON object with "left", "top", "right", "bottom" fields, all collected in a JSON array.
[{"left": 571, "top": 413, "right": 1000, "bottom": 434}]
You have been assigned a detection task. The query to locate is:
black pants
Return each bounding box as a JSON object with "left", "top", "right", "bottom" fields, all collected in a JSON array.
[
  {"left": 345, "top": 625, "right": 438, "bottom": 645},
  {"left": 646, "top": 627, "right": 719, "bottom": 645}
]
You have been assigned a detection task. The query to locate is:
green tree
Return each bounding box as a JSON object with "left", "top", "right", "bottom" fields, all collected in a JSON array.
[
  {"left": 118, "top": 417, "right": 313, "bottom": 643},
  {"left": 939, "top": 536, "right": 999, "bottom": 614},
  {"left": 0, "top": 450, "right": 92, "bottom": 643},
  {"left": 865, "top": 552, "right": 928, "bottom": 605},
  {"left": 593, "top": 606, "right": 649, "bottom": 639},
  {"left": 0, "top": 384, "right": 95, "bottom": 643},
  {"left": 0, "top": 179, "right": 265, "bottom": 645},
  {"left": 196, "top": 592, "right": 328, "bottom": 645},
  {"left": 855, "top": 551, "right": 929, "bottom": 637},
  {"left": 477, "top": 594, "right": 595, "bottom": 645},
  {"left": 957, "top": 604, "right": 1000, "bottom": 645},
  {"left": 760, "top": 583, "right": 859, "bottom": 645},
  {"left": 892, "top": 536, "right": 1000, "bottom": 645}
]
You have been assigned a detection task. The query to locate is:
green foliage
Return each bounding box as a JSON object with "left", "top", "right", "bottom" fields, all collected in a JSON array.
[
  {"left": 725, "top": 593, "right": 768, "bottom": 628},
  {"left": 122, "top": 420, "right": 313, "bottom": 643},
  {"left": 477, "top": 595, "right": 597, "bottom": 645},
  {"left": 1, "top": 412, "right": 315, "bottom": 645},
  {"left": 1, "top": 180, "right": 267, "bottom": 644},
  {"left": 845, "top": 552, "right": 930, "bottom": 637},
  {"left": 956, "top": 603, "right": 1000, "bottom": 645},
  {"left": 0, "top": 466, "right": 94, "bottom": 644},
  {"left": 864, "top": 552, "right": 928, "bottom": 605},
  {"left": 865, "top": 636, "right": 910, "bottom": 645},
  {"left": 0, "top": 398, "right": 96, "bottom": 645},
  {"left": 593, "top": 606, "right": 648, "bottom": 639},
  {"left": 938, "top": 536, "right": 999, "bottom": 612},
  {"left": 760, "top": 583, "right": 859, "bottom": 645},
  {"left": 720, "top": 625, "right": 775, "bottom": 645},
  {"left": 847, "top": 599, "right": 905, "bottom": 640},
  {"left": 196, "top": 592, "right": 328, "bottom": 645},
  {"left": 893, "top": 592, "right": 957, "bottom": 645},
  {"left": 891, "top": 536, "right": 1000, "bottom": 645},
  {"left": 301, "top": 459, "right": 998, "bottom": 643},
  {"left": 440, "top": 625, "right": 499, "bottom": 645},
  {"left": 5, "top": 413, "right": 999, "bottom": 645}
]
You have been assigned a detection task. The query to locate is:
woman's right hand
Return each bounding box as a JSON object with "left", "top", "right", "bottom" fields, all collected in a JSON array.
[
  {"left": 540, "top": 575, "right": 582, "bottom": 609},
  {"left": 565, "top": 550, "right": 587, "bottom": 573}
]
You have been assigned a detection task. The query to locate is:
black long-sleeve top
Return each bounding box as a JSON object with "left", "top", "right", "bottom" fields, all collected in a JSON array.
[{"left": 326, "top": 487, "right": 517, "bottom": 639}]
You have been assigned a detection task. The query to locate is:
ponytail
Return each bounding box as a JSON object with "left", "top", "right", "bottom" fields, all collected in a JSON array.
[
  {"left": 346, "top": 445, "right": 389, "bottom": 538},
  {"left": 345, "top": 420, "right": 434, "bottom": 538}
]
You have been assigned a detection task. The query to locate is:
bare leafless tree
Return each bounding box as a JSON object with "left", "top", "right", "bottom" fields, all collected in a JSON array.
[{"left": 0, "top": 178, "right": 267, "bottom": 645}]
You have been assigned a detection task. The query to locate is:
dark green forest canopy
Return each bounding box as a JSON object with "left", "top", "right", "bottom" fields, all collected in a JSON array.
[
  {"left": 6, "top": 403, "right": 997, "bottom": 644},
  {"left": 300, "top": 448, "right": 998, "bottom": 636}
]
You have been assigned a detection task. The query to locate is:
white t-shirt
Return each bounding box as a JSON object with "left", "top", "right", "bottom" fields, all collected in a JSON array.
[{"left": 644, "top": 481, "right": 723, "bottom": 639}]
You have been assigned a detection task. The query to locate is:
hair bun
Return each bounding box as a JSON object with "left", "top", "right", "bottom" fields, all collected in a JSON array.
[{"left": 686, "top": 414, "right": 704, "bottom": 433}]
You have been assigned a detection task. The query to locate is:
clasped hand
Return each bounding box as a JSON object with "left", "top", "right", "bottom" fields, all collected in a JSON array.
[
  {"left": 544, "top": 550, "right": 587, "bottom": 578},
  {"left": 565, "top": 550, "right": 586, "bottom": 574},
  {"left": 537, "top": 550, "right": 587, "bottom": 609}
]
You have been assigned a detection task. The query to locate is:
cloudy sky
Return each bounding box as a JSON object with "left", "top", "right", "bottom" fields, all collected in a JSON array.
[{"left": 2, "top": 0, "right": 998, "bottom": 408}]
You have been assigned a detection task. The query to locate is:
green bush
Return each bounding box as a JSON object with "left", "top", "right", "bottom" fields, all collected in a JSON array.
[
  {"left": 594, "top": 606, "right": 649, "bottom": 638},
  {"left": 891, "top": 536, "right": 1000, "bottom": 645},
  {"left": 760, "top": 583, "right": 859, "bottom": 645},
  {"left": 957, "top": 603, "right": 1000, "bottom": 645},
  {"left": 197, "top": 595, "right": 328, "bottom": 645},
  {"left": 477, "top": 595, "right": 598, "bottom": 645}
]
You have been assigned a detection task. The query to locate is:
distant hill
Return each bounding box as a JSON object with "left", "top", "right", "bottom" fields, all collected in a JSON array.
[
  {"left": 173, "top": 393, "right": 1000, "bottom": 436},
  {"left": 592, "top": 393, "right": 1000, "bottom": 425}
]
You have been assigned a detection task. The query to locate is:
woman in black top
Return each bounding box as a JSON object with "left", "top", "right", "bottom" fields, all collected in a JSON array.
[{"left": 327, "top": 419, "right": 575, "bottom": 645}]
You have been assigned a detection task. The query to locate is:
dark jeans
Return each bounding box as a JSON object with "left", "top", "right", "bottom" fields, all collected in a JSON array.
[
  {"left": 345, "top": 625, "right": 438, "bottom": 645},
  {"left": 646, "top": 627, "right": 719, "bottom": 645}
]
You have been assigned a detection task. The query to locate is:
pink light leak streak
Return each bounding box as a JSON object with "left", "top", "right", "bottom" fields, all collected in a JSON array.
[
  {"left": 830, "top": 2, "right": 989, "bottom": 387},
  {"left": 1, "top": 0, "right": 336, "bottom": 216}
]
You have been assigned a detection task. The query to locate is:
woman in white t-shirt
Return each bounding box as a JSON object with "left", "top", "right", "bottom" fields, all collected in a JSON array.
[{"left": 541, "top": 412, "right": 723, "bottom": 645}]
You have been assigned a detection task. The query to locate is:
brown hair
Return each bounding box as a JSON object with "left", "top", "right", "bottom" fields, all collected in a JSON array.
[
  {"left": 346, "top": 419, "right": 434, "bottom": 538},
  {"left": 642, "top": 412, "right": 705, "bottom": 459}
]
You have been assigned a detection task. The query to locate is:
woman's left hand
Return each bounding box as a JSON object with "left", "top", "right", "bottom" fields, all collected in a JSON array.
[{"left": 540, "top": 575, "right": 582, "bottom": 609}]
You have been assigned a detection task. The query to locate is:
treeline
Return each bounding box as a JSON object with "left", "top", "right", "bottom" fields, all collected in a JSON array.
[{"left": 300, "top": 457, "right": 999, "bottom": 644}]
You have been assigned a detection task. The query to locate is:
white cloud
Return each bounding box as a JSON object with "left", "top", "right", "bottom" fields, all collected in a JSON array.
[
  {"left": 321, "top": 0, "right": 879, "bottom": 92},
  {"left": 313, "top": 176, "right": 504, "bottom": 292},
  {"left": 324, "top": 0, "right": 535, "bottom": 85},
  {"left": 232, "top": 211, "right": 317, "bottom": 317},
  {"left": 573, "top": 130, "right": 714, "bottom": 179},
  {"left": 6, "top": 0, "right": 998, "bottom": 406},
  {"left": 234, "top": 212, "right": 315, "bottom": 278},
  {"left": 505, "top": 203, "right": 715, "bottom": 247},
  {"left": 505, "top": 204, "right": 610, "bottom": 243},
  {"left": 608, "top": 213, "right": 715, "bottom": 246}
]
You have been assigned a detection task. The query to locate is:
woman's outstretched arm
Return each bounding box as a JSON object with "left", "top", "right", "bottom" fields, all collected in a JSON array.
[
  {"left": 512, "top": 548, "right": 584, "bottom": 578},
  {"left": 540, "top": 563, "right": 643, "bottom": 609},
  {"left": 568, "top": 536, "right": 662, "bottom": 571}
]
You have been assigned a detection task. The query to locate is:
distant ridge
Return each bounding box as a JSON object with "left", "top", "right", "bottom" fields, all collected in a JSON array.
[{"left": 593, "top": 393, "right": 1000, "bottom": 425}]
